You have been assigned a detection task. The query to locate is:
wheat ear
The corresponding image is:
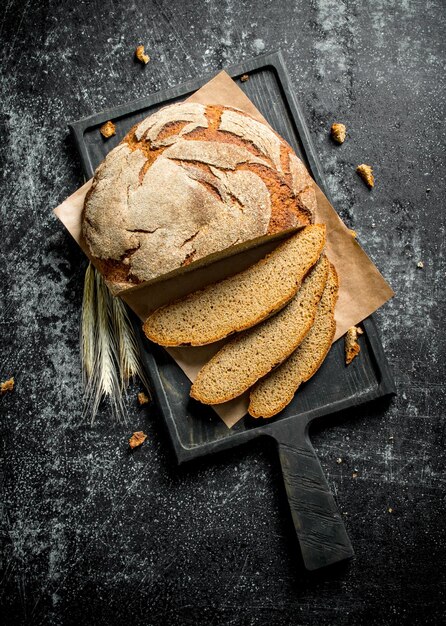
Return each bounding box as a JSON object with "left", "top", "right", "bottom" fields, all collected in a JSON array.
[
  {"left": 81, "top": 265, "right": 125, "bottom": 423},
  {"left": 109, "top": 295, "right": 152, "bottom": 395},
  {"left": 81, "top": 263, "right": 150, "bottom": 422}
]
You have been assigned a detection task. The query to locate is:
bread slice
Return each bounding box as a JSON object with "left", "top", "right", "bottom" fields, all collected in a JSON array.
[
  {"left": 248, "top": 262, "right": 339, "bottom": 418},
  {"left": 190, "top": 256, "right": 329, "bottom": 404},
  {"left": 143, "top": 225, "right": 326, "bottom": 347}
]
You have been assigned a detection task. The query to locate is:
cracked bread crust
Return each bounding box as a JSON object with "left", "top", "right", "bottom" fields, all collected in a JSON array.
[{"left": 83, "top": 102, "right": 316, "bottom": 289}]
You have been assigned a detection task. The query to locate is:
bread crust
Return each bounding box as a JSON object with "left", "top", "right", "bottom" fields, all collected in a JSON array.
[{"left": 83, "top": 103, "right": 317, "bottom": 289}]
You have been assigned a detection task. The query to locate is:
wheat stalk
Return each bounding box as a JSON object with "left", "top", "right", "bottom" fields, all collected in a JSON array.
[
  {"left": 81, "top": 262, "right": 96, "bottom": 387},
  {"left": 80, "top": 263, "right": 150, "bottom": 423}
]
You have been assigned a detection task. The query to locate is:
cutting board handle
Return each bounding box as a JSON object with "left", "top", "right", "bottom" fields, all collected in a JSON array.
[{"left": 273, "top": 420, "right": 354, "bottom": 570}]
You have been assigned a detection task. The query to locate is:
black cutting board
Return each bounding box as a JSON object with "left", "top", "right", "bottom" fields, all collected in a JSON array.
[{"left": 69, "top": 50, "right": 396, "bottom": 571}]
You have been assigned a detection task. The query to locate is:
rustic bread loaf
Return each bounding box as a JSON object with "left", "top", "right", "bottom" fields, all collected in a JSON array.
[
  {"left": 190, "top": 255, "right": 329, "bottom": 404},
  {"left": 82, "top": 102, "right": 316, "bottom": 290},
  {"left": 143, "top": 225, "right": 326, "bottom": 347},
  {"left": 248, "top": 262, "right": 339, "bottom": 418}
]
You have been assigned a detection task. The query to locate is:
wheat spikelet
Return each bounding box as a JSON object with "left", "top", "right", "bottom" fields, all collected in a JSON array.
[
  {"left": 109, "top": 294, "right": 151, "bottom": 394},
  {"left": 80, "top": 263, "right": 150, "bottom": 423}
]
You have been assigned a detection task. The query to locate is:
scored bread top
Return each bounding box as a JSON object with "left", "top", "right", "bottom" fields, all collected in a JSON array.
[
  {"left": 82, "top": 102, "right": 317, "bottom": 289},
  {"left": 190, "top": 255, "right": 329, "bottom": 404},
  {"left": 248, "top": 262, "right": 339, "bottom": 419},
  {"left": 143, "top": 224, "right": 326, "bottom": 347}
]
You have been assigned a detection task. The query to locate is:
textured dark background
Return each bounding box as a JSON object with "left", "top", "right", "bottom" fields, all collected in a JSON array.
[{"left": 1, "top": 1, "right": 445, "bottom": 625}]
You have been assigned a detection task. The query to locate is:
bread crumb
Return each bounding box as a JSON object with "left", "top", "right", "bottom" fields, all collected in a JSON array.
[
  {"left": 129, "top": 431, "right": 147, "bottom": 449},
  {"left": 417, "top": 260, "right": 424, "bottom": 269},
  {"left": 388, "top": 507, "right": 393, "bottom": 513},
  {"left": 336, "top": 457, "right": 343, "bottom": 464},
  {"left": 352, "top": 472, "right": 358, "bottom": 479},
  {"left": 345, "top": 326, "right": 363, "bottom": 365},
  {"left": 331, "top": 122, "right": 346, "bottom": 144},
  {"left": 356, "top": 164, "right": 374, "bottom": 188},
  {"left": 240, "top": 74, "right": 249, "bottom": 82},
  {"left": 1, "top": 377, "right": 14, "bottom": 395},
  {"left": 100, "top": 121, "right": 116, "bottom": 139},
  {"left": 138, "top": 391, "right": 149, "bottom": 405},
  {"left": 349, "top": 229, "right": 357, "bottom": 238},
  {"left": 135, "top": 45, "right": 150, "bottom": 64}
]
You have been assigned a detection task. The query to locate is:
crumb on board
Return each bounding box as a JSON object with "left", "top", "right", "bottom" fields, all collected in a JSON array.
[
  {"left": 100, "top": 121, "right": 116, "bottom": 139},
  {"left": 336, "top": 457, "right": 343, "bottom": 464},
  {"left": 138, "top": 391, "right": 150, "bottom": 406},
  {"left": 345, "top": 326, "right": 364, "bottom": 365},
  {"left": 135, "top": 45, "right": 150, "bottom": 64},
  {"left": 349, "top": 229, "right": 357, "bottom": 238},
  {"left": 356, "top": 163, "right": 375, "bottom": 188},
  {"left": 240, "top": 74, "right": 249, "bottom": 82},
  {"left": 331, "top": 122, "right": 346, "bottom": 144},
  {"left": 1, "top": 377, "right": 14, "bottom": 395},
  {"left": 388, "top": 507, "right": 394, "bottom": 513},
  {"left": 129, "top": 431, "right": 147, "bottom": 449},
  {"left": 352, "top": 472, "right": 358, "bottom": 479},
  {"left": 417, "top": 260, "right": 424, "bottom": 269}
]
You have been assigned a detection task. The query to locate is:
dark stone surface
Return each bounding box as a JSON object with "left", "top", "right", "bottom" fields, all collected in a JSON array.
[{"left": 1, "top": 1, "right": 445, "bottom": 624}]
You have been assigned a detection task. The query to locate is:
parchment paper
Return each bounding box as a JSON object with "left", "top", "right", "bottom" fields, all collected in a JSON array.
[{"left": 54, "top": 70, "right": 394, "bottom": 428}]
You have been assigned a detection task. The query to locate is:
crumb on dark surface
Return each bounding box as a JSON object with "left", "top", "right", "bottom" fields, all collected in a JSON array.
[
  {"left": 356, "top": 163, "right": 375, "bottom": 188},
  {"left": 129, "top": 431, "right": 148, "bottom": 449},
  {"left": 135, "top": 45, "right": 150, "bottom": 64},
  {"left": 240, "top": 73, "right": 249, "bottom": 82},
  {"left": 331, "top": 122, "right": 346, "bottom": 144},
  {"left": 138, "top": 391, "right": 149, "bottom": 405},
  {"left": 100, "top": 120, "right": 116, "bottom": 138},
  {"left": 1, "top": 377, "right": 14, "bottom": 395},
  {"left": 345, "top": 326, "right": 363, "bottom": 365}
]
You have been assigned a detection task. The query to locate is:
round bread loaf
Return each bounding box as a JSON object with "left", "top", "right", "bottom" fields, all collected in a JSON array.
[{"left": 82, "top": 102, "right": 316, "bottom": 289}]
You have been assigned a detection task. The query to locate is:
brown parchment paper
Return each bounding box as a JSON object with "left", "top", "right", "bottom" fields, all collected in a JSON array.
[{"left": 54, "top": 70, "right": 394, "bottom": 429}]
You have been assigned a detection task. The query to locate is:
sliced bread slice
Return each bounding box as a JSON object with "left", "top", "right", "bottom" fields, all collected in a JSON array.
[
  {"left": 248, "top": 262, "right": 339, "bottom": 418},
  {"left": 143, "top": 224, "right": 326, "bottom": 347},
  {"left": 190, "top": 255, "right": 329, "bottom": 404}
]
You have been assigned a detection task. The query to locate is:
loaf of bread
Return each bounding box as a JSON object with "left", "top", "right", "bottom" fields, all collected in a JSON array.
[
  {"left": 82, "top": 102, "right": 317, "bottom": 290},
  {"left": 248, "top": 263, "right": 339, "bottom": 418},
  {"left": 190, "top": 255, "right": 329, "bottom": 404},
  {"left": 143, "top": 225, "right": 326, "bottom": 346}
]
